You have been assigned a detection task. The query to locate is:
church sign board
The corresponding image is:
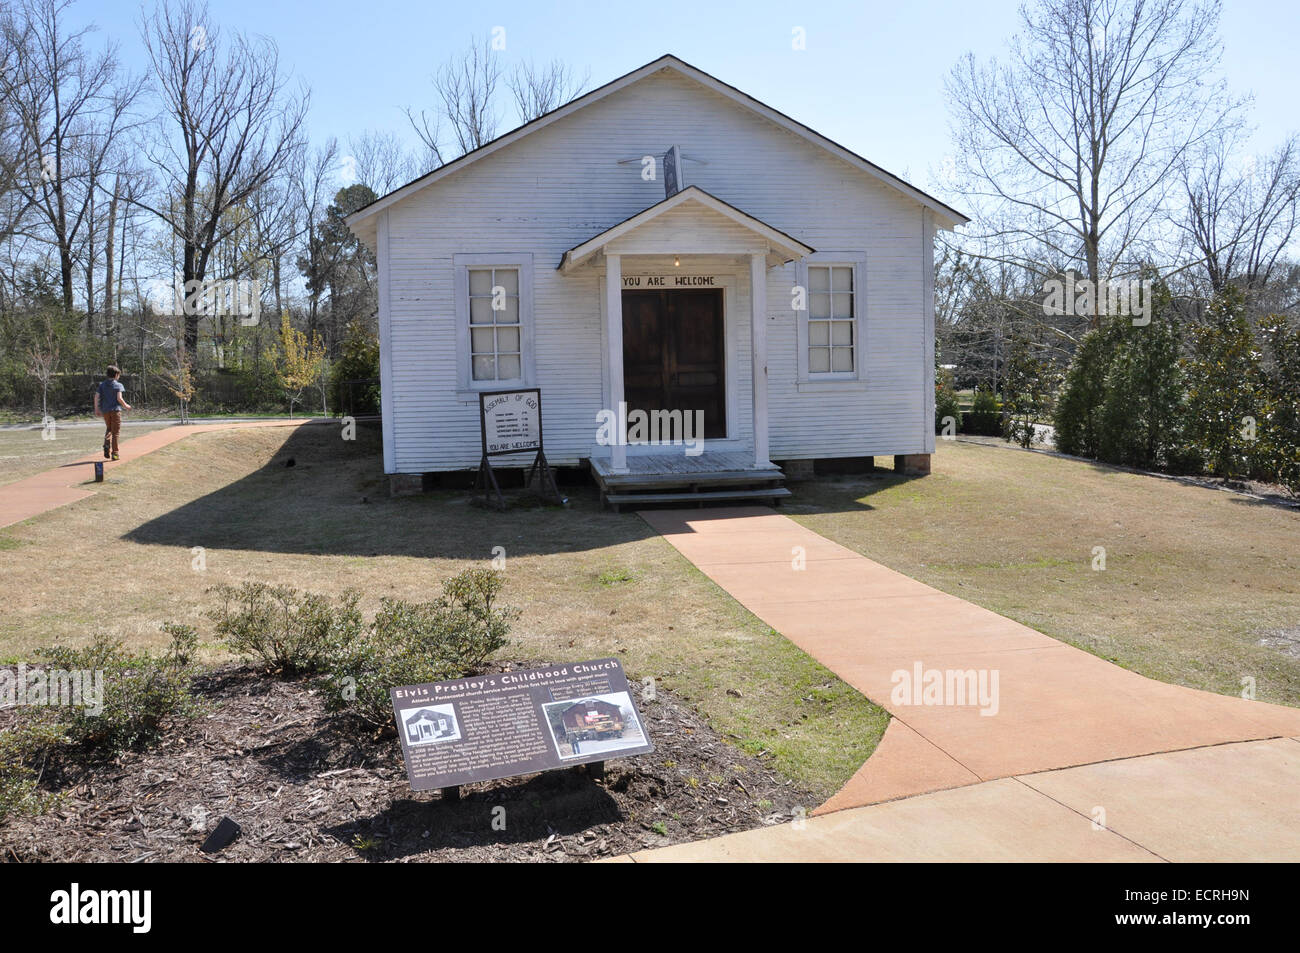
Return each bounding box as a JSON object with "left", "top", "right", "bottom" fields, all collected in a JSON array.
[{"left": 390, "top": 658, "right": 654, "bottom": 792}]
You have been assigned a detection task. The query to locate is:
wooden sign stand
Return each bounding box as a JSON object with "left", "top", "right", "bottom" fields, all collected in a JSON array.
[{"left": 475, "top": 389, "right": 565, "bottom": 509}]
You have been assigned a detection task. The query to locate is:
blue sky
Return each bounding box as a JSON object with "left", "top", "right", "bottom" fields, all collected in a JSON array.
[{"left": 79, "top": 0, "right": 1296, "bottom": 203}]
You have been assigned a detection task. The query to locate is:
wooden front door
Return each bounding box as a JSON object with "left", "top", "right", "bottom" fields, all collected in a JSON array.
[{"left": 622, "top": 289, "right": 726, "bottom": 439}]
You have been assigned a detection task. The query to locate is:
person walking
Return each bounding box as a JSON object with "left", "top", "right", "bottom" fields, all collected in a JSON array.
[{"left": 93, "top": 365, "right": 131, "bottom": 461}]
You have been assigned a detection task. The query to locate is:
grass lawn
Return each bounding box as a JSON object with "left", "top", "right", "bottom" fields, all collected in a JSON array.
[
  {"left": 0, "top": 422, "right": 886, "bottom": 802},
  {"left": 0, "top": 423, "right": 172, "bottom": 486},
  {"left": 787, "top": 441, "right": 1300, "bottom": 707}
]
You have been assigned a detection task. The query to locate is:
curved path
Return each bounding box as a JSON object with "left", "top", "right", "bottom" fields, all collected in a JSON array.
[{"left": 626, "top": 507, "right": 1300, "bottom": 862}]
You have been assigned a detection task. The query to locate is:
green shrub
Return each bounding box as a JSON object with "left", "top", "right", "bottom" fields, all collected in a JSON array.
[
  {"left": 37, "top": 624, "right": 199, "bottom": 755},
  {"left": 0, "top": 721, "right": 66, "bottom": 822},
  {"left": 1096, "top": 287, "right": 1187, "bottom": 470},
  {"left": 322, "top": 568, "right": 516, "bottom": 729},
  {"left": 963, "top": 387, "right": 1001, "bottom": 436},
  {"left": 1001, "top": 339, "right": 1059, "bottom": 448},
  {"left": 331, "top": 320, "right": 380, "bottom": 416},
  {"left": 1053, "top": 323, "right": 1120, "bottom": 457},
  {"left": 935, "top": 368, "right": 962, "bottom": 435},
  {"left": 1183, "top": 288, "right": 1262, "bottom": 479},
  {"left": 1255, "top": 316, "right": 1300, "bottom": 492},
  {"left": 209, "top": 583, "right": 364, "bottom": 677}
]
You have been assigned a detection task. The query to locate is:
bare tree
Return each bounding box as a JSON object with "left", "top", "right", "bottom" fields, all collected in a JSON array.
[
  {"left": 137, "top": 0, "right": 307, "bottom": 354},
  {"left": 345, "top": 129, "right": 422, "bottom": 194},
  {"left": 407, "top": 36, "right": 502, "bottom": 160},
  {"left": 0, "top": 0, "right": 142, "bottom": 317},
  {"left": 1177, "top": 133, "right": 1300, "bottom": 299},
  {"left": 508, "top": 58, "right": 588, "bottom": 121},
  {"left": 946, "top": 0, "right": 1239, "bottom": 326},
  {"left": 26, "top": 306, "right": 59, "bottom": 417}
]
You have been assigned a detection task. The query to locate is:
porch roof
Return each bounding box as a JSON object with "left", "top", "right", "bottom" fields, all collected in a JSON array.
[{"left": 557, "top": 186, "right": 815, "bottom": 274}]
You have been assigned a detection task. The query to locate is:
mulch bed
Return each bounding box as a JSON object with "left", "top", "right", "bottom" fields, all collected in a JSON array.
[{"left": 1, "top": 663, "right": 815, "bottom": 863}]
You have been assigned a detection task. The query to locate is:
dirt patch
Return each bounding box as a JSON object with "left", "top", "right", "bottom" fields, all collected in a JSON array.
[{"left": 1, "top": 663, "right": 816, "bottom": 862}]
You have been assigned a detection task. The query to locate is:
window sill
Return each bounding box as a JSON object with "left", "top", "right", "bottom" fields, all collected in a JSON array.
[
  {"left": 796, "top": 379, "right": 869, "bottom": 393},
  {"left": 456, "top": 386, "right": 526, "bottom": 402}
]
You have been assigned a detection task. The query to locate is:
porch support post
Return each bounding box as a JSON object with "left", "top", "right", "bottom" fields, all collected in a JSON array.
[
  {"left": 605, "top": 253, "right": 627, "bottom": 472},
  {"left": 749, "top": 252, "right": 771, "bottom": 467}
]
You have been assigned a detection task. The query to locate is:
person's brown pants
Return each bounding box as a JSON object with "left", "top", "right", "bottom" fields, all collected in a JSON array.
[{"left": 103, "top": 411, "right": 121, "bottom": 456}]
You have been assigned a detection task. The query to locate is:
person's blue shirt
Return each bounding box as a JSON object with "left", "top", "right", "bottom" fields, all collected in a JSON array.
[{"left": 98, "top": 378, "right": 124, "bottom": 413}]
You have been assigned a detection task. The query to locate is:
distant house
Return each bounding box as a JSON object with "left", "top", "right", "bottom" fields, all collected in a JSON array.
[
  {"left": 347, "top": 54, "right": 967, "bottom": 504},
  {"left": 405, "top": 707, "right": 456, "bottom": 743},
  {"left": 559, "top": 698, "right": 626, "bottom": 738}
]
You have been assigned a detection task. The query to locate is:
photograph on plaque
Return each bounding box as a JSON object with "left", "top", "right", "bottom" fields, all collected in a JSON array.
[
  {"left": 542, "top": 691, "right": 648, "bottom": 760},
  {"left": 398, "top": 703, "right": 462, "bottom": 746}
]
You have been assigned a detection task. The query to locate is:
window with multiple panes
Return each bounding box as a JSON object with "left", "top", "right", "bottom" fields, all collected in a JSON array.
[
  {"left": 468, "top": 267, "right": 522, "bottom": 382},
  {"left": 807, "top": 264, "right": 855, "bottom": 374}
]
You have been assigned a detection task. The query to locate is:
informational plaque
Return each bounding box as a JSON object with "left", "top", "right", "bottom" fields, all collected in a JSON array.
[
  {"left": 480, "top": 388, "right": 542, "bottom": 456},
  {"left": 390, "top": 658, "right": 654, "bottom": 792}
]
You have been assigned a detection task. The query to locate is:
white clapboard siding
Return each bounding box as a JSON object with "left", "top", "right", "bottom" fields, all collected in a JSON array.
[{"left": 380, "top": 68, "right": 932, "bottom": 472}]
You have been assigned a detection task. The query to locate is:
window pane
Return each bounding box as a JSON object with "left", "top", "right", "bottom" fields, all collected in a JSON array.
[
  {"left": 496, "top": 326, "right": 520, "bottom": 352},
  {"left": 832, "top": 347, "right": 854, "bottom": 372},
  {"left": 495, "top": 297, "right": 519, "bottom": 324},
  {"left": 832, "top": 266, "right": 853, "bottom": 293},
  {"left": 471, "top": 327, "right": 495, "bottom": 353},
  {"left": 494, "top": 269, "right": 519, "bottom": 295},
  {"left": 470, "top": 297, "right": 493, "bottom": 324},
  {"left": 808, "top": 266, "right": 830, "bottom": 293},
  {"left": 472, "top": 355, "right": 495, "bottom": 380},
  {"left": 831, "top": 321, "right": 853, "bottom": 345},
  {"left": 497, "top": 353, "right": 521, "bottom": 380},
  {"left": 469, "top": 269, "right": 493, "bottom": 296},
  {"left": 809, "top": 320, "right": 829, "bottom": 346},
  {"left": 809, "top": 347, "right": 830, "bottom": 373},
  {"left": 810, "top": 293, "right": 830, "bottom": 319},
  {"left": 832, "top": 293, "right": 854, "bottom": 319}
]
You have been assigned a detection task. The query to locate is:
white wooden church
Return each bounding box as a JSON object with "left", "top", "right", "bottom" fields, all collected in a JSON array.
[{"left": 346, "top": 55, "right": 967, "bottom": 506}]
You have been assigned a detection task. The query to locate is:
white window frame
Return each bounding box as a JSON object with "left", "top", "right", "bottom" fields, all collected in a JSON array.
[
  {"left": 795, "top": 252, "right": 867, "bottom": 384},
  {"left": 454, "top": 252, "right": 536, "bottom": 396}
]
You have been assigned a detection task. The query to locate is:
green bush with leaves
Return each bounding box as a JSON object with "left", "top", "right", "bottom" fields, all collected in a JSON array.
[
  {"left": 209, "top": 583, "right": 364, "bottom": 677},
  {"left": 0, "top": 721, "right": 65, "bottom": 822},
  {"left": 1255, "top": 316, "right": 1300, "bottom": 492},
  {"left": 935, "top": 367, "right": 962, "bottom": 435},
  {"left": 963, "top": 387, "right": 1001, "bottom": 436},
  {"left": 37, "top": 624, "right": 200, "bottom": 755},
  {"left": 1182, "top": 288, "right": 1262, "bottom": 479},
  {"left": 1053, "top": 322, "right": 1120, "bottom": 457},
  {"left": 1001, "top": 339, "right": 1059, "bottom": 448},
  {"left": 322, "top": 568, "right": 517, "bottom": 729},
  {"left": 1096, "top": 287, "right": 1187, "bottom": 470}
]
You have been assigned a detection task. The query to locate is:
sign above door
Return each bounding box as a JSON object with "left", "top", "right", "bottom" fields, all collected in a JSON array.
[{"left": 621, "top": 274, "right": 722, "bottom": 290}]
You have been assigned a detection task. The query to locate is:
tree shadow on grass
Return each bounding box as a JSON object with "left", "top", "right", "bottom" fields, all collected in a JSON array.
[
  {"left": 122, "top": 422, "right": 662, "bottom": 558},
  {"left": 122, "top": 421, "right": 884, "bottom": 557}
]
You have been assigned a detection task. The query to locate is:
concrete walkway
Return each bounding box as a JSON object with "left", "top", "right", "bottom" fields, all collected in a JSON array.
[
  {"left": 628, "top": 507, "right": 1300, "bottom": 861},
  {"left": 0, "top": 419, "right": 316, "bottom": 529}
]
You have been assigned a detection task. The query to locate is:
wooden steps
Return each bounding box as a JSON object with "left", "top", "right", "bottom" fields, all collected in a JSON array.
[
  {"left": 605, "top": 486, "right": 792, "bottom": 508},
  {"left": 589, "top": 451, "right": 789, "bottom": 512}
]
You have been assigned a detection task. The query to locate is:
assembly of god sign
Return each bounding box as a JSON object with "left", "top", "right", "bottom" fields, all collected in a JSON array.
[{"left": 479, "top": 388, "right": 542, "bottom": 456}]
